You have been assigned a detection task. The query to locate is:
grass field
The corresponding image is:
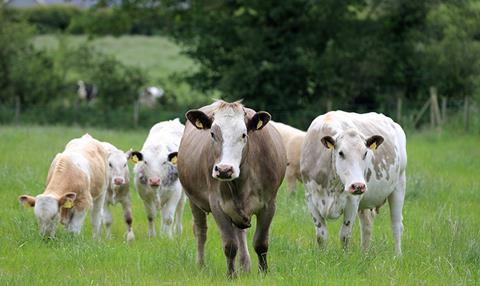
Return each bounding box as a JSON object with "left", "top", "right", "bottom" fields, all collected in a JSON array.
[{"left": 0, "top": 125, "right": 479, "bottom": 285}]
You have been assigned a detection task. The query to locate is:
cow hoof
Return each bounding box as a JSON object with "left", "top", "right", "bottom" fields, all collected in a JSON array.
[{"left": 126, "top": 231, "right": 135, "bottom": 242}]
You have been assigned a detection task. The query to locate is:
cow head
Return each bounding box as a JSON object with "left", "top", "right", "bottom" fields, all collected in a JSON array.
[
  {"left": 321, "top": 129, "right": 383, "bottom": 195},
  {"left": 131, "top": 147, "right": 178, "bottom": 188},
  {"left": 18, "top": 192, "right": 77, "bottom": 237},
  {"left": 186, "top": 103, "right": 270, "bottom": 181},
  {"left": 107, "top": 149, "right": 130, "bottom": 187}
]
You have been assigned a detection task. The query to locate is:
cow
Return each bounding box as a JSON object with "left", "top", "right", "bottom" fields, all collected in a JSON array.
[
  {"left": 19, "top": 134, "right": 108, "bottom": 238},
  {"left": 176, "top": 100, "right": 287, "bottom": 277},
  {"left": 77, "top": 80, "right": 98, "bottom": 102},
  {"left": 132, "top": 119, "right": 186, "bottom": 238},
  {"left": 270, "top": 121, "right": 306, "bottom": 194},
  {"left": 101, "top": 142, "right": 135, "bottom": 242},
  {"left": 300, "top": 111, "right": 407, "bottom": 255}
]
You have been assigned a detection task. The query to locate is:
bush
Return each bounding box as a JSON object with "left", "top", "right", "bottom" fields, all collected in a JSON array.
[
  {"left": 68, "top": 8, "right": 133, "bottom": 36},
  {"left": 20, "top": 5, "right": 82, "bottom": 33}
]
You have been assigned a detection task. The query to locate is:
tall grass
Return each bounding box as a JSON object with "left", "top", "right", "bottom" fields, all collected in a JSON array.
[{"left": 0, "top": 126, "right": 478, "bottom": 285}]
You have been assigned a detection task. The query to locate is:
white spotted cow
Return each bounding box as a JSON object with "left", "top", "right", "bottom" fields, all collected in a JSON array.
[
  {"left": 132, "top": 119, "right": 186, "bottom": 238},
  {"left": 300, "top": 111, "right": 407, "bottom": 255},
  {"left": 19, "top": 134, "right": 108, "bottom": 238},
  {"left": 101, "top": 142, "right": 135, "bottom": 242},
  {"left": 270, "top": 121, "right": 306, "bottom": 193}
]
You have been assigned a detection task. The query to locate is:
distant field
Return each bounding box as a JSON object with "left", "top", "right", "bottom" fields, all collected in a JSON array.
[
  {"left": 0, "top": 126, "right": 479, "bottom": 285},
  {"left": 33, "top": 35, "right": 196, "bottom": 81}
]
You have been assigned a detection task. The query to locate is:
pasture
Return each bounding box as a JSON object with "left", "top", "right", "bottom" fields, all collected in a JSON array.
[{"left": 0, "top": 125, "right": 479, "bottom": 285}]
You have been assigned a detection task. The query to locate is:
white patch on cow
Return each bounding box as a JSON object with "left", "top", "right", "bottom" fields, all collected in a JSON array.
[
  {"left": 68, "top": 152, "right": 91, "bottom": 181},
  {"left": 34, "top": 194, "right": 60, "bottom": 237},
  {"left": 212, "top": 107, "right": 247, "bottom": 179}
]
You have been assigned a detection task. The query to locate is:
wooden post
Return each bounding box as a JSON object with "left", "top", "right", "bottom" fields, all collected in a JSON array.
[
  {"left": 429, "top": 87, "right": 442, "bottom": 129},
  {"left": 133, "top": 100, "right": 139, "bottom": 128},
  {"left": 14, "top": 96, "right": 20, "bottom": 125},
  {"left": 326, "top": 98, "right": 332, "bottom": 112},
  {"left": 396, "top": 96, "right": 403, "bottom": 123},
  {"left": 413, "top": 97, "right": 431, "bottom": 128},
  {"left": 441, "top": 96, "right": 447, "bottom": 123},
  {"left": 464, "top": 96, "right": 470, "bottom": 131}
]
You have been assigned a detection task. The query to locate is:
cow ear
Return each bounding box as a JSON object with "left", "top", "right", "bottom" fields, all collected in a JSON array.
[
  {"left": 366, "top": 135, "right": 384, "bottom": 151},
  {"left": 186, "top": 110, "right": 212, "bottom": 130},
  {"left": 19, "top": 195, "right": 36, "bottom": 208},
  {"left": 59, "top": 192, "right": 76, "bottom": 209},
  {"left": 247, "top": 111, "right": 271, "bottom": 132},
  {"left": 168, "top": 152, "right": 178, "bottom": 165},
  {"left": 129, "top": 151, "right": 143, "bottom": 163},
  {"left": 321, "top": 136, "right": 335, "bottom": 149}
]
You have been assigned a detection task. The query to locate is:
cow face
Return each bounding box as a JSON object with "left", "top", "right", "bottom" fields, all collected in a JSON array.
[
  {"left": 321, "top": 129, "right": 383, "bottom": 195},
  {"left": 107, "top": 150, "right": 130, "bottom": 187},
  {"left": 186, "top": 107, "right": 270, "bottom": 181},
  {"left": 132, "top": 147, "right": 178, "bottom": 188},
  {"left": 19, "top": 192, "right": 77, "bottom": 237}
]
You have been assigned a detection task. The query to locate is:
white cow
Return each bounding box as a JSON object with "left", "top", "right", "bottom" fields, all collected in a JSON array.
[
  {"left": 19, "top": 134, "right": 108, "bottom": 238},
  {"left": 300, "top": 111, "right": 407, "bottom": 255},
  {"left": 101, "top": 142, "right": 135, "bottom": 242},
  {"left": 132, "top": 119, "right": 186, "bottom": 238},
  {"left": 270, "top": 121, "right": 306, "bottom": 193}
]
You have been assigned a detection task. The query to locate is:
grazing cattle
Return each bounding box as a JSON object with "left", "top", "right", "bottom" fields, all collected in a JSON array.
[
  {"left": 177, "top": 100, "right": 286, "bottom": 277},
  {"left": 19, "top": 134, "right": 108, "bottom": 238},
  {"left": 300, "top": 111, "right": 407, "bottom": 255},
  {"left": 139, "top": 86, "right": 164, "bottom": 107},
  {"left": 270, "top": 121, "right": 306, "bottom": 193},
  {"left": 101, "top": 142, "right": 135, "bottom": 242},
  {"left": 132, "top": 119, "right": 186, "bottom": 238},
  {"left": 77, "top": 80, "right": 98, "bottom": 102}
]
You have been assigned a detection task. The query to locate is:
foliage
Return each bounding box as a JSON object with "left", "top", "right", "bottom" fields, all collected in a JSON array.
[
  {"left": 67, "top": 8, "right": 133, "bottom": 36},
  {"left": 19, "top": 5, "right": 83, "bottom": 33}
]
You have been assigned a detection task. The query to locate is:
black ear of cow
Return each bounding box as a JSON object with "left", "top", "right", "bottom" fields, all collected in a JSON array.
[
  {"left": 168, "top": 152, "right": 178, "bottom": 165},
  {"left": 130, "top": 151, "right": 143, "bottom": 162},
  {"left": 321, "top": 136, "right": 335, "bottom": 149},
  {"left": 186, "top": 110, "right": 212, "bottom": 130},
  {"left": 366, "top": 135, "right": 384, "bottom": 150},
  {"left": 247, "top": 111, "right": 271, "bottom": 131}
]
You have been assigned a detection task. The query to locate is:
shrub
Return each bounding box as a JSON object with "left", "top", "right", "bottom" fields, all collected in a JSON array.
[{"left": 20, "top": 5, "right": 83, "bottom": 33}]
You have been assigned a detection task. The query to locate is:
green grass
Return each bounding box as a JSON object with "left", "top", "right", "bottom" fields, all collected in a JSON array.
[
  {"left": 33, "top": 35, "right": 196, "bottom": 81},
  {"left": 0, "top": 126, "right": 479, "bottom": 285}
]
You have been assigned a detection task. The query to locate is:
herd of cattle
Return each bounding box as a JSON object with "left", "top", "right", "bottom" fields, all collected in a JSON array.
[{"left": 18, "top": 100, "right": 407, "bottom": 276}]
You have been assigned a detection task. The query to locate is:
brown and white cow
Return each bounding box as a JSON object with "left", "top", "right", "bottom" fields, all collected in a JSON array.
[
  {"left": 176, "top": 100, "right": 286, "bottom": 277},
  {"left": 300, "top": 111, "right": 407, "bottom": 255},
  {"left": 270, "top": 121, "right": 306, "bottom": 193},
  {"left": 101, "top": 142, "right": 135, "bottom": 242},
  {"left": 19, "top": 134, "right": 108, "bottom": 238}
]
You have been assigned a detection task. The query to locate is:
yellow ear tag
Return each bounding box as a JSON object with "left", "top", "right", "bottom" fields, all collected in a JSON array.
[
  {"left": 195, "top": 119, "right": 203, "bottom": 129},
  {"left": 171, "top": 156, "right": 177, "bottom": 165},
  {"left": 131, "top": 155, "right": 139, "bottom": 163},
  {"left": 256, "top": 120, "right": 263, "bottom": 130},
  {"left": 63, "top": 200, "right": 74, "bottom": 209},
  {"left": 326, "top": 142, "right": 334, "bottom": 149},
  {"left": 370, "top": 142, "right": 377, "bottom": 150}
]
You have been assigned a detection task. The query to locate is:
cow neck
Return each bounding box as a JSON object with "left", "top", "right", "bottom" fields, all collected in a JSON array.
[{"left": 329, "top": 150, "right": 343, "bottom": 194}]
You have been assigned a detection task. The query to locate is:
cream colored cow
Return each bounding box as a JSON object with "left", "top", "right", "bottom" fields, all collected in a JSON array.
[
  {"left": 270, "top": 121, "right": 306, "bottom": 193},
  {"left": 19, "top": 134, "right": 108, "bottom": 238}
]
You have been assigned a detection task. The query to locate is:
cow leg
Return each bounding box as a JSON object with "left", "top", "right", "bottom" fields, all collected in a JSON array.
[
  {"left": 388, "top": 173, "right": 406, "bottom": 256},
  {"left": 358, "top": 209, "right": 374, "bottom": 252},
  {"left": 91, "top": 191, "right": 106, "bottom": 239},
  {"left": 103, "top": 203, "right": 113, "bottom": 239},
  {"left": 210, "top": 201, "right": 238, "bottom": 277},
  {"left": 137, "top": 185, "right": 157, "bottom": 237},
  {"left": 190, "top": 202, "right": 207, "bottom": 267},
  {"left": 305, "top": 190, "right": 328, "bottom": 247},
  {"left": 340, "top": 196, "right": 360, "bottom": 250},
  {"left": 65, "top": 208, "right": 87, "bottom": 234},
  {"left": 253, "top": 202, "right": 276, "bottom": 273},
  {"left": 160, "top": 188, "right": 182, "bottom": 238},
  {"left": 174, "top": 190, "right": 186, "bottom": 235},
  {"left": 119, "top": 197, "right": 134, "bottom": 242},
  {"left": 286, "top": 165, "right": 296, "bottom": 194},
  {"left": 235, "top": 228, "right": 251, "bottom": 272}
]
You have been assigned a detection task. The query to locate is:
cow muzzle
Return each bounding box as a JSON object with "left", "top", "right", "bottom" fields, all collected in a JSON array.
[
  {"left": 213, "top": 164, "right": 236, "bottom": 181},
  {"left": 148, "top": 177, "right": 161, "bottom": 187},
  {"left": 113, "top": 177, "right": 125, "bottom": 186},
  {"left": 348, "top": 182, "right": 367, "bottom": 195}
]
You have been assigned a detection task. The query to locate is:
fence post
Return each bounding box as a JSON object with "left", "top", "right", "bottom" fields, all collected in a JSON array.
[
  {"left": 396, "top": 95, "right": 403, "bottom": 124},
  {"left": 133, "top": 100, "right": 139, "bottom": 128},
  {"left": 464, "top": 96, "right": 470, "bottom": 131},
  {"left": 441, "top": 96, "right": 447, "bottom": 123},
  {"left": 429, "top": 87, "right": 442, "bottom": 129},
  {"left": 14, "top": 96, "right": 20, "bottom": 125}
]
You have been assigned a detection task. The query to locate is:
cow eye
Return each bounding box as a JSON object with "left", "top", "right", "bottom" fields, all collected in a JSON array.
[
  {"left": 363, "top": 151, "right": 368, "bottom": 160},
  {"left": 124, "top": 163, "right": 127, "bottom": 167},
  {"left": 109, "top": 163, "right": 112, "bottom": 167},
  {"left": 339, "top": 151, "right": 345, "bottom": 159},
  {"left": 242, "top": 133, "right": 247, "bottom": 139},
  {"left": 210, "top": 132, "right": 215, "bottom": 140}
]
